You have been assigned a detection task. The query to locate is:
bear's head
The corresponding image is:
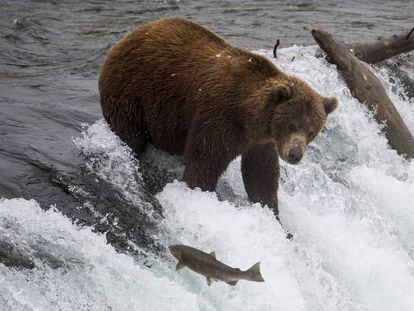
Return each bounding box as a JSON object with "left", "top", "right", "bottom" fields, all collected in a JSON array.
[{"left": 265, "top": 76, "right": 338, "bottom": 165}]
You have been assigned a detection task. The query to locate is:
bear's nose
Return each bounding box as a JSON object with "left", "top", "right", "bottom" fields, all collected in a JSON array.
[{"left": 288, "top": 146, "right": 303, "bottom": 164}]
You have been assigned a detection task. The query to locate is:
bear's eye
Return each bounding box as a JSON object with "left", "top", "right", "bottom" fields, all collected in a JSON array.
[
  {"left": 307, "top": 131, "right": 314, "bottom": 141},
  {"left": 288, "top": 124, "right": 297, "bottom": 133}
]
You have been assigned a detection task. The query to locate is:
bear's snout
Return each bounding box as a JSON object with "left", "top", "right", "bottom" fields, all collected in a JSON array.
[
  {"left": 280, "top": 135, "right": 306, "bottom": 164},
  {"left": 288, "top": 146, "right": 303, "bottom": 164}
]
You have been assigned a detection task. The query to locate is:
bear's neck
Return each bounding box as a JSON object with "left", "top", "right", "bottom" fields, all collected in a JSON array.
[{"left": 242, "top": 84, "right": 277, "bottom": 149}]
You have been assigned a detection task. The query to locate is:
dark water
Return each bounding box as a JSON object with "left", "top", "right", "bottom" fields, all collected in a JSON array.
[{"left": 0, "top": 0, "right": 413, "bottom": 250}]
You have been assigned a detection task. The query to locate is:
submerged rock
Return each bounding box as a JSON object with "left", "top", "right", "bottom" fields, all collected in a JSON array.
[
  {"left": 0, "top": 238, "right": 68, "bottom": 270},
  {"left": 0, "top": 240, "right": 34, "bottom": 269}
]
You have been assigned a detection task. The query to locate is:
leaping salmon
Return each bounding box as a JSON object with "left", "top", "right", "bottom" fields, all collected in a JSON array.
[{"left": 169, "top": 244, "right": 265, "bottom": 286}]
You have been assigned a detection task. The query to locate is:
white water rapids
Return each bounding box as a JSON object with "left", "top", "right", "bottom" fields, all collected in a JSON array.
[{"left": 1, "top": 46, "right": 414, "bottom": 311}]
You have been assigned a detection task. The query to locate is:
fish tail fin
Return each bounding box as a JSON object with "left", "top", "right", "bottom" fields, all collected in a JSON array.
[{"left": 245, "top": 262, "right": 265, "bottom": 282}]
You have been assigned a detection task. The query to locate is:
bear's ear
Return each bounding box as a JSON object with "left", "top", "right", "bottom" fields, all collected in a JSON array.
[
  {"left": 268, "top": 84, "right": 292, "bottom": 106},
  {"left": 323, "top": 97, "right": 338, "bottom": 115}
]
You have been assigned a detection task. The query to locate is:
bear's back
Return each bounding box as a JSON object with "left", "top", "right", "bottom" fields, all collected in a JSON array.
[{"left": 99, "top": 18, "right": 231, "bottom": 93}]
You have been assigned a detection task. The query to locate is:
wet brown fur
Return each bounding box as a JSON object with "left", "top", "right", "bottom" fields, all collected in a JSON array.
[{"left": 99, "top": 18, "right": 338, "bottom": 214}]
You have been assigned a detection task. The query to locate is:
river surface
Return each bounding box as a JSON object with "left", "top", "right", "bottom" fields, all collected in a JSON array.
[{"left": 1, "top": 0, "right": 414, "bottom": 310}]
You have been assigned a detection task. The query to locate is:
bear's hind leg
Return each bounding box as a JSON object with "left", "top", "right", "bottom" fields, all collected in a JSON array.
[
  {"left": 101, "top": 94, "right": 149, "bottom": 156},
  {"left": 241, "top": 142, "right": 279, "bottom": 216},
  {"left": 112, "top": 126, "right": 148, "bottom": 156}
]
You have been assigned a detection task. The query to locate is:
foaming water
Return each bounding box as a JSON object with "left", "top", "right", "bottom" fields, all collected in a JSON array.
[
  {"left": 73, "top": 121, "right": 155, "bottom": 215},
  {"left": 0, "top": 198, "right": 200, "bottom": 311},
  {"left": 1, "top": 46, "right": 414, "bottom": 310}
]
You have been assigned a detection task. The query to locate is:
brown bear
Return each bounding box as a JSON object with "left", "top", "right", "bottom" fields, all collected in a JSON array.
[{"left": 99, "top": 18, "right": 338, "bottom": 215}]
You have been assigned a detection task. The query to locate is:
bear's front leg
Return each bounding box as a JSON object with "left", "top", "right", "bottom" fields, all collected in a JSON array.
[
  {"left": 183, "top": 143, "right": 233, "bottom": 192},
  {"left": 183, "top": 159, "right": 229, "bottom": 192},
  {"left": 183, "top": 108, "right": 245, "bottom": 193},
  {"left": 182, "top": 123, "right": 237, "bottom": 192},
  {"left": 241, "top": 142, "right": 279, "bottom": 215}
]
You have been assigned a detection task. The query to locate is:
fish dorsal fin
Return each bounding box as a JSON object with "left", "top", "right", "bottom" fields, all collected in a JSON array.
[
  {"left": 176, "top": 262, "right": 186, "bottom": 270},
  {"left": 207, "top": 277, "right": 214, "bottom": 286},
  {"left": 226, "top": 281, "right": 238, "bottom": 286},
  {"left": 209, "top": 251, "right": 216, "bottom": 259}
]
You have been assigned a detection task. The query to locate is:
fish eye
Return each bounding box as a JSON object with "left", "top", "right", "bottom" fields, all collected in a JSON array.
[{"left": 288, "top": 124, "right": 297, "bottom": 133}]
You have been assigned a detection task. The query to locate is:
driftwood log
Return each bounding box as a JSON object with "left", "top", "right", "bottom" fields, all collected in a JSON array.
[
  {"left": 345, "top": 27, "right": 414, "bottom": 64},
  {"left": 312, "top": 28, "right": 414, "bottom": 158}
]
